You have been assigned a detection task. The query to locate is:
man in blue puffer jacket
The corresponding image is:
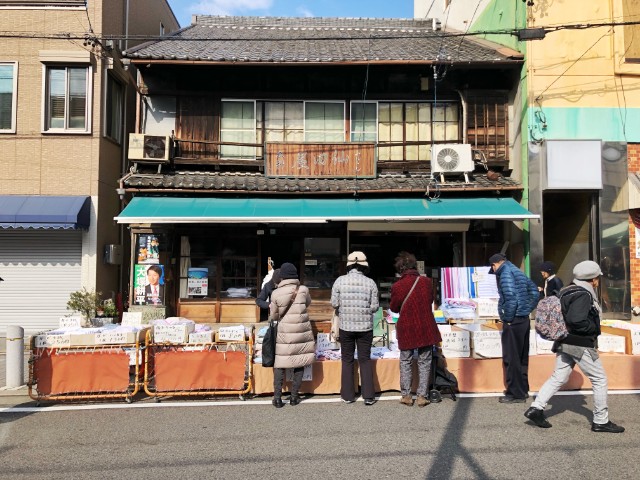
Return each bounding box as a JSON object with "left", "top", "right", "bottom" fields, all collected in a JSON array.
[{"left": 490, "top": 253, "right": 539, "bottom": 403}]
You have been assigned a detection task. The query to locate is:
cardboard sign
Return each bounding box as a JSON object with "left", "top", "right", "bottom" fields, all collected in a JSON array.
[
  {"left": 597, "top": 334, "right": 626, "bottom": 354},
  {"left": 218, "top": 325, "right": 245, "bottom": 341},
  {"left": 472, "top": 331, "right": 502, "bottom": 358},
  {"left": 59, "top": 317, "right": 83, "bottom": 329},
  {"left": 316, "top": 332, "right": 339, "bottom": 351},
  {"left": 122, "top": 311, "right": 144, "bottom": 327},
  {"left": 476, "top": 298, "right": 499, "bottom": 318}
]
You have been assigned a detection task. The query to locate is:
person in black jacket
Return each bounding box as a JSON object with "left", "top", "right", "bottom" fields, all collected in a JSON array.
[
  {"left": 524, "top": 260, "right": 625, "bottom": 433},
  {"left": 538, "top": 261, "right": 563, "bottom": 298},
  {"left": 256, "top": 269, "right": 281, "bottom": 321}
]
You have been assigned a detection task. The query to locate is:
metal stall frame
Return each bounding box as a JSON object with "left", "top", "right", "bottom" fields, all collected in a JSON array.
[
  {"left": 28, "top": 336, "right": 145, "bottom": 405},
  {"left": 143, "top": 329, "right": 254, "bottom": 401}
]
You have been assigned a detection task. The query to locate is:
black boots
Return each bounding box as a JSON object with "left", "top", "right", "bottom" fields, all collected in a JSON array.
[
  {"left": 272, "top": 397, "right": 284, "bottom": 408},
  {"left": 289, "top": 394, "right": 301, "bottom": 406}
]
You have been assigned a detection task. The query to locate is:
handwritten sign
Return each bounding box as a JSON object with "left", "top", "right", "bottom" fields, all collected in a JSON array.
[
  {"left": 189, "top": 331, "right": 214, "bottom": 344},
  {"left": 476, "top": 298, "right": 499, "bottom": 318},
  {"left": 35, "top": 333, "right": 71, "bottom": 348},
  {"left": 316, "top": 332, "right": 339, "bottom": 351},
  {"left": 265, "top": 142, "right": 376, "bottom": 178},
  {"left": 154, "top": 324, "right": 194, "bottom": 343},
  {"left": 471, "top": 331, "right": 502, "bottom": 358},
  {"left": 441, "top": 331, "right": 470, "bottom": 358},
  {"left": 597, "top": 334, "right": 625, "bottom": 354},
  {"left": 218, "top": 326, "right": 245, "bottom": 342},
  {"left": 96, "top": 330, "right": 136, "bottom": 345},
  {"left": 122, "top": 311, "right": 143, "bottom": 327},
  {"left": 59, "top": 317, "right": 83, "bottom": 329}
]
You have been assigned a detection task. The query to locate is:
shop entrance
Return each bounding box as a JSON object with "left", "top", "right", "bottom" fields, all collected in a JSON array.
[{"left": 349, "top": 231, "right": 460, "bottom": 307}]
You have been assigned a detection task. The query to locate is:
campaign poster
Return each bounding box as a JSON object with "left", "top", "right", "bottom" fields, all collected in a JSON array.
[
  {"left": 188, "top": 268, "right": 208, "bottom": 296},
  {"left": 134, "top": 264, "right": 165, "bottom": 305},
  {"left": 137, "top": 234, "right": 160, "bottom": 264}
]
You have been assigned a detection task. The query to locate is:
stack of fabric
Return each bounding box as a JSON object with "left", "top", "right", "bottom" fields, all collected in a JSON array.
[{"left": 440, "top": 298, "right": 477, "bottom": 320}]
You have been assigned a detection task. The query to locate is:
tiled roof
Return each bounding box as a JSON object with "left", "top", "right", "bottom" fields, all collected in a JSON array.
[
  {"left": 124, "top": 16, "right": 523, "bottom": 65},
  {"left": 123, "top": 171, "right": 521, "bottom": 194}
]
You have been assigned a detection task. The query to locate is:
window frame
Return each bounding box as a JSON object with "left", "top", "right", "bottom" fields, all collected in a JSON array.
[
  {"left": 104, "top": 72, "right": 124, "bottom": 144},
  {"left": 349, "top": 100, "right": 378, "bottom": 143},
  {"left": 303, "top": 100, "right": 346, "bottom": 142},
  {"left": 220, "top": 98, "right": 257, "bottom": 159},
  {"left": 41, "top": 64, "right": 92, "bottom": 134},
  {"left": 0, "top": 61, "right": 18, "bottom": 133}
]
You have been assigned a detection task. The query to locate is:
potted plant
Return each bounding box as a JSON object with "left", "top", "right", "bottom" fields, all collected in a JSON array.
[
  {"left": 101, "top": 299, "right": 118, "bottom": 322},
  {"left": 66, "top": 288, "right": 102, "bottom": 326}
]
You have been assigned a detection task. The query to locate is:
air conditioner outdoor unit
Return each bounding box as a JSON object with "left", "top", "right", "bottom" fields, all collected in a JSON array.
[
  {"left": 431, "top": 144, "right": 475, "bottom": 183},
  {"left": 128, "top": 134, "right": 171, "bottom": 162}
]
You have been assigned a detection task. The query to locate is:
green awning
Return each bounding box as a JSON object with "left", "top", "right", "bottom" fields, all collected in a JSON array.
[{"left": 115, "top": 197, "right": 538, "bottom": 224}]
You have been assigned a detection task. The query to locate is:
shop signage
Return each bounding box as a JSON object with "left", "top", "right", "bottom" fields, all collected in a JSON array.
[{"left": 265, "top": 142, "right": 376, "bottom": 178}]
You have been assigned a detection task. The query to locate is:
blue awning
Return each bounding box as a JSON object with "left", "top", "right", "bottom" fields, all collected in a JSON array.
[
  {"left": 115, "top": 196, "right": 538, "bottom": 224},
  {"left": 0, "top": 196, "right": 91, "bottom": 229}
]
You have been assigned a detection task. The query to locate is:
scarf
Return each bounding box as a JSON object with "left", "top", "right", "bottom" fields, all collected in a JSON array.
[{"left": 572, "top": 278, "right": 602, "bottom": 315}]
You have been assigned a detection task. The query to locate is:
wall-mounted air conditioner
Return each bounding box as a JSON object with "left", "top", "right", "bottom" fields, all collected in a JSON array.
[{"left": 128, "top": 134, "right": 171, "bottom": 162}]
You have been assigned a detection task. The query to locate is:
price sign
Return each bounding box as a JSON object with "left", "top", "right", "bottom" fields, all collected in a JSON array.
[
  {"left": 316, "top": 332, "right": 339, "bottom": 351},
  {"left": 35, "top": 334, "right": 71, "bottom": 348},
  {"left": 218, "top": 326, "right": 245, "bottom": 341},
  {"left": 122, "top": 312, "right": 143, "bottom": 327},
  {"left": 59, "top": 317, "right": 82, "bottom": 329}
]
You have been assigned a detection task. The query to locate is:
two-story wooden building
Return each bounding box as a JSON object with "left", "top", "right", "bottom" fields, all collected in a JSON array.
[{"left": 116, "top": 16, "right": 538, "bottom": 321}]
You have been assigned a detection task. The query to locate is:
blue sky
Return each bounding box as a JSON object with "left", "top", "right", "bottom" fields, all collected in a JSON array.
[{"left": 168, "top": 0, "right": 415, "bottom": 28}]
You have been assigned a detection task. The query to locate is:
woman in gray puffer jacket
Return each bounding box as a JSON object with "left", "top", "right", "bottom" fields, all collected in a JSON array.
[{"left": 269, "top": 262, "right": 315, "bottom": 408}]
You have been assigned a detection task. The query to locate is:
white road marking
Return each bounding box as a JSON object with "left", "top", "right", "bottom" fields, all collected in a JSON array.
[{"left": 1, "top": 389, "right": 639, "bottom": 414}]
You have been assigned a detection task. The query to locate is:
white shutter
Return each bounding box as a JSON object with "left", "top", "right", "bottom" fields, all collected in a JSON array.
[{"left": 0, "top": 230, "right": 82, "bottom": 334}]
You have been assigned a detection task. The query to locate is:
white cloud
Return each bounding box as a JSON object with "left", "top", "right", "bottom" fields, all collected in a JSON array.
[
  {"left": 296, "top": 6, "right": 314, "bottom": 17},
  {"left": 190, "top": 0, "right": 273, "bottom": 16}
]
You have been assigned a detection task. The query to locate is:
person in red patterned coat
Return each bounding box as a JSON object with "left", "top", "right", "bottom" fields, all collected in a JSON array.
[{"left": 390, "top": 252, "right": 442, "bottom": 407}]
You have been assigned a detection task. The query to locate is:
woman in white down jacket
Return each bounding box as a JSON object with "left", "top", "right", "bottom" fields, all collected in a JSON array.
[{"left": 269, "top": 262, "right": 315, "bottom": 408}]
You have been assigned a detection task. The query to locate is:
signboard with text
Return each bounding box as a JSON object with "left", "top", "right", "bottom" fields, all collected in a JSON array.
[{"left": 265, "top": 142, "right": 376, "bottom": 178}]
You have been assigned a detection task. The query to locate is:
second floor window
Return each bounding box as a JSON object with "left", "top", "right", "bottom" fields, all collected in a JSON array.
[
  {"left": 44, "top": 65, "right": 91, "bottom": 132},
  {"left": 220, "top": 100, "right": 256, "bottom": 159},
  {"left": 105, "top": 74, "right": 123, "bottom": 143},
  {"left": 0, "top": 62, "right": 17, "bottom": 133}
]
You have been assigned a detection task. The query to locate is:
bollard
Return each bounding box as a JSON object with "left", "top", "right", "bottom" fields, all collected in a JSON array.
[{"left": 6, "top": 325, "right": 25, "bottom": 388}]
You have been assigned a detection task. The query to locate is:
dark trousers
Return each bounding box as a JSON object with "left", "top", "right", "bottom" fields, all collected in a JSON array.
[
  {"left": 273, "top": 367, "right": 303, "bottom": 399},
  {"left": 501, "top": 316, "right": 530, "bottom": 399},
  {"left": 340, "top": 329, "right": 374, "bottom": 401}
]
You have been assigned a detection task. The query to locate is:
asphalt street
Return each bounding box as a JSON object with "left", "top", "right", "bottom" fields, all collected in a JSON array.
[{"left": 1, "top": 392, "right": 639, "bottom": 480}]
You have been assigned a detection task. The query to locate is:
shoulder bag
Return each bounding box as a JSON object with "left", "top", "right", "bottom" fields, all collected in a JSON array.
[
  {"left": 399, "top": 277, "right": 420, "bottom": 318},
  {"left": 262, "top": 286, "right": 299, "bottom": 368},
  {"left": 330, "top": 309, "right": 341, "bottom": 343}
]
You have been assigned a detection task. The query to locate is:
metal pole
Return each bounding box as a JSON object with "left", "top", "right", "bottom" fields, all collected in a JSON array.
[{"left": 6, "top": 325, "right": 24, "bottom": 388}]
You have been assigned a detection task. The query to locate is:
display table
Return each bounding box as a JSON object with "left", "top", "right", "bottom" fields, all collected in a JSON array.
[{"left": 253, "top": 354, "right": 640, "bottom": 395}]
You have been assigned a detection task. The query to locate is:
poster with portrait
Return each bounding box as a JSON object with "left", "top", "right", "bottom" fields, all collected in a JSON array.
[
  {"left": 134, "top": 264, "right": 165, "bottom": 305},
  {"left": 188, "top": 268, "right": 208, "bottom": 296},
  {"left": 137, "top": 234, "right": 160, "bottom": 264}
]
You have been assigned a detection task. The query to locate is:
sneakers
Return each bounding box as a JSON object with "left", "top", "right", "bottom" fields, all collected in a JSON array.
[
  {"left": 591, "top": 421, "right": 625, "bottom": 433},
  {"left": 341, "top": 398, "right": 355, "bottom": 404},
  {"left": 400, "top": 395, "right": 414, "bottom": 406},
  {"left": 364, "top": 398, "right": 376, "bottom": 406},
  {"left": 272, "top": 397, "right": 284, "bottom": 409},
  {"left": 416, "top": 395, "right": 431, "bottom": 407},
  {"left": 524, "top": 407, "right": 552, "bottom": 428},
  {"left": 499, "top": 395, "right": 526, "bottom": 404}
]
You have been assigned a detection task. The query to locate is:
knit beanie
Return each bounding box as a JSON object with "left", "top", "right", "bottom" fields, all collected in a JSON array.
[
  {"left": 279, "top": 263, "right": 298, "bottom": 280},
  {"left": 539, "top": 261, "right": 555, "bottom": 274}
]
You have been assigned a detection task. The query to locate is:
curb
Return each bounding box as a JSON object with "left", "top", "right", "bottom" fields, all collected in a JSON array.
[{"left": 0, "top": 386, "right": 30, "bottom": 397}]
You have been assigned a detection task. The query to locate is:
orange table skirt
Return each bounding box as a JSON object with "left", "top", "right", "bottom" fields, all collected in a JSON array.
[
  {"left": 253, "top": 354, "right": 640, "bottom": 395},
  {"left": 34, "top": 350, "right": 130, "bottom": 395},
  {"left": 153, "top": 350, "right": 246, "bottom": 392}
]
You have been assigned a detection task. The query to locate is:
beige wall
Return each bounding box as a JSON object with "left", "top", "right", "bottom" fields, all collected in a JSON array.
[{"left": 0, "top": 1, "right": 177, "bottom": 297}]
